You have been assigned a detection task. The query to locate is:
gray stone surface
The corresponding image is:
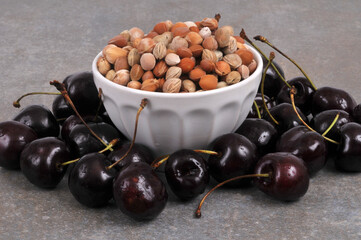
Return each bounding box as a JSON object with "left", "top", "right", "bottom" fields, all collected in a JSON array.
[{"left": 0, "top": 0, "right": 361, "bottom": 239}]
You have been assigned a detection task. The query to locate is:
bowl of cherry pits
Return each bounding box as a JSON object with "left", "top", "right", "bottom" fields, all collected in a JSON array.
[
  {"left": 0, "top": 14, "right": 360, "bottom": 222},
  {"left": 92, "top": 15, "right": 263, "bottom": 155}
]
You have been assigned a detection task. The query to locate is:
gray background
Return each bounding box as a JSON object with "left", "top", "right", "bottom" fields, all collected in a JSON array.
[{"left": 1, "top": 0, "right": 360, "bottom": 239}]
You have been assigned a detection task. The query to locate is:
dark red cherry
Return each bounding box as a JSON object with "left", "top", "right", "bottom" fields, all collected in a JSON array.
[
  {"left": 263, "top": 103, "right": 308, "bottom": 134},
  {"left": 61, "top": 114, "right": 103, "bottom": 142},
  {"left": 276, "top": 77, "right": 315, "bottom": 115},
  {"left": 0, "top": 121, "right": 37, "bottom": 170},
  {"left": 165, "top": 149, "right": 209, "bottom": 201},
  {"left": 311, "top": 86, "right": 357, "bottom": 116},
  {"left": 62, "top": 71, "right": 100, "bottom": 115},
  {"left": 20, "top": 137, "right": 70, "bottom": 188},
  {"left": 13, "top": 104, "right": 60, "bottom": 138},
  {"left": 100, "top": 109, "right": 115, "bottom": 127},
  {"left": 259, "top": 57, "right": 286, "bottom": 98},
  {"left": 107, "top": 142, "right": 153, "bottom": 171},
  {"left": 335, "top": 122, "right": 361, "bottom": 172},
  {"left": 236, "top": 118, "right": 278, "bottom": 156},
  {"left": 276, "top": 126, "right": 327, "bottom": 176},
  {"left": 312, "top": 110, "right": 352, "bottom": 141},
  {"left": 52, "top": 95, "right": 74, "bottom": 122},
  {"left": 353, "top": 104, "right": 361, "bottom": 124},
  {"left": 68, "top": 153, "right": 117, "bottom": 207},
  {"left": 254, "top": 152, "right": 309, "bottom": 201},
  {"left": 247, "top": 93, "right": 276, "bottom": 118},
  {"left": 113, "top": 162, "right": 168, "bottom": 221},
  {"left": 208, "top": 133, "right": 257, "bottom": 187},
  {"left": 67, "top": 122, "right": 120, "bottom": 158}
]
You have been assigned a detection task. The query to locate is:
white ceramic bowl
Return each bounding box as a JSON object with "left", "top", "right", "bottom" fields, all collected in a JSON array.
[{"left": 92, "top": 46, "right": 263, "bottom": 156}]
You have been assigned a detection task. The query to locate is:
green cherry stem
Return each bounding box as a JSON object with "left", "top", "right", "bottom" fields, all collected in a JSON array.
[
  {"left": 151, "top": 155, "right": 170, "bottom": 169},
  {"left": 195, "top": 173, "right": 271, "bottom": 218},
  {"left": 261, "top": 52, "right": 279, "bottom": 125},
  {"left": 289, "top": 87, "right": 339, "bottom": 144},
  {"left": 322, "top": 112, "right": 340, "bottom": 137},
  {"left": 152, "top": 149, "right": 220, "bottom": 169},
  {"left": 151, "top": 154, "right": 170, "bottom": 168},
  {"left": 59, "top": 138, "right": 119, "bottom": 167},
  {"left": 99, "top": 138, "right": 119, "bottom": 153},
  {"left": 254, "top": 35, "right": 317, "bottom": 91},
  {"left": 193, "top": 149, "right": 219, "bottom": 155},
  {"left": 240, "top": 29, "right": 291, "bottom": 89},
  {"left": 13, "top": 92, "right": 61, "bottom": 108},
  {"left": 253, "top": 101, "right": 262, "bottom": 119},
  {"left": 60, "top": 158, "right": 80, "bottom": 167},
  {"left": 106, "top": 98, "right": 148, "bottom": 170}
]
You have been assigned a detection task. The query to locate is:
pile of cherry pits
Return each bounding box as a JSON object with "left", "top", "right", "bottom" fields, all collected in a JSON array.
[{"left": 0, "top": 17, "right": 361, "bottom": 221}]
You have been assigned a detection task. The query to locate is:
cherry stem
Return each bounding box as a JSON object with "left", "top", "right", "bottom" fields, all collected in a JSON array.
[
  {"left": 106, "top": 98, "right": 148, "bottom": 170},
  {"left": 94, "top": 88, "right": 103, "bottom": 122},
  {"left": 289, "top": 87, "right": 339, "bottom": 144},
  {"left": 151, "top": 155, "right": 170, "bottom": 169},
  {"left": 13, "top": 92, "right": 61, "bottom": 108},
  {"left": 50, "top": 80, "right": 112, "bottom": 150},
  {"left": 261, "top": 52, "right": 279, "bottom": 125},
  {"left": 60, "top": 138, "right": 119, "bottom": 167},
  {"left": 60, "top": 158, "right": 80, "bottom": 167},
  {"left": 195, "top": 173, "right": 270, "bottom": 218},
  {"left": 99, "top": 138, "right": 119, "bottom": 153},
  {"left": 214, "top": 13, "right": 221, "bottom": 22},
  {"left": 240, "top": 29, "right": 291, "bottom": 89},
  {"left": 56, "top": 118, "right": 67, "bottom": 122},
  {"left": 321, "top": 112, "right": 340, "bottom": 137},
  {"left": 152, "top": 149, "right": 220, "bottom": 169},
  {"left": 193, "top": 149, "right": 219, "bottom": 155},
  {"left": 253, "top": 101, "right": 262, "bottom": 119},
  {"left": 151, "top": 154, "right": 170, "bottom": 168},
  {"left": 254, "top": 35, "right": 317, "bottom": 91}
]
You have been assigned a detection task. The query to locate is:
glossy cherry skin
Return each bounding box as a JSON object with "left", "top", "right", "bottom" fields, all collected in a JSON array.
[
  {"left": 276, "top": 126, "right": 327, "bottom": 176},
  {"left": 247, "top": 93, "right": 276, "bottom": 118},
  {"left": 61, "top": 114, "right": 103, "bottom": 142},
  {"left": 208, "top": 133, "right": 257, "bottom": 187},
  {"left": 353, "top": 104, "right": 361, "bottom": 124},
  {"left": 113, "top": 162, "right": 168, "bottom": 221},
  {"left": 20, "top": 137, "right": 70, "bottom": 188},
  {"left": 165, "top": 149, "right": 209, "bottom": 201},
  {"left": 335, "top": 122, "right": 361, "bottom": 172},
  {"left": 13, "top": 104, "right": 60, "bottom": 138},
  {"left": 259, "top": 57, "right": 286, "bottom": 98},
  {"left": 264, "top": 103, "right": 308, "bottom": 134},
  {"left": 311, "top": 86, "right": 357, "bottom": 116},
  {"left": 0, "top": 121, "right": 37, "bottom": 170},
  {"left": 312, "top": 110, "right": 352, "bottom": 141},
  {"left": 276, "top": 77, "right": 315, "bottom": 115},
  {"left": 68, "top": 153, "right": 117, "bottom": 208},
  {"left": 107, "top": 142, "right": 153, "bottom": 171},
  {"left": 236, "top": 118, "right": 278, "bottom": 156},
  {"left": 254, "top": 152, "right": 309, "bottom": 201},
  {"left": 67, "top": 122, "right": 120, "bottom": 158},
  {"left": 52, "top": 95, "right": 74, "bottom": 122},
  {"left": 63, "top": 71, "right": 101, "bottom": 115}
]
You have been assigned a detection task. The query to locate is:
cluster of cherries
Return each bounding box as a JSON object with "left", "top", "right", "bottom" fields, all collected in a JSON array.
[{"left": 1, "top": 30, "right": 361, "bottom": 222}]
